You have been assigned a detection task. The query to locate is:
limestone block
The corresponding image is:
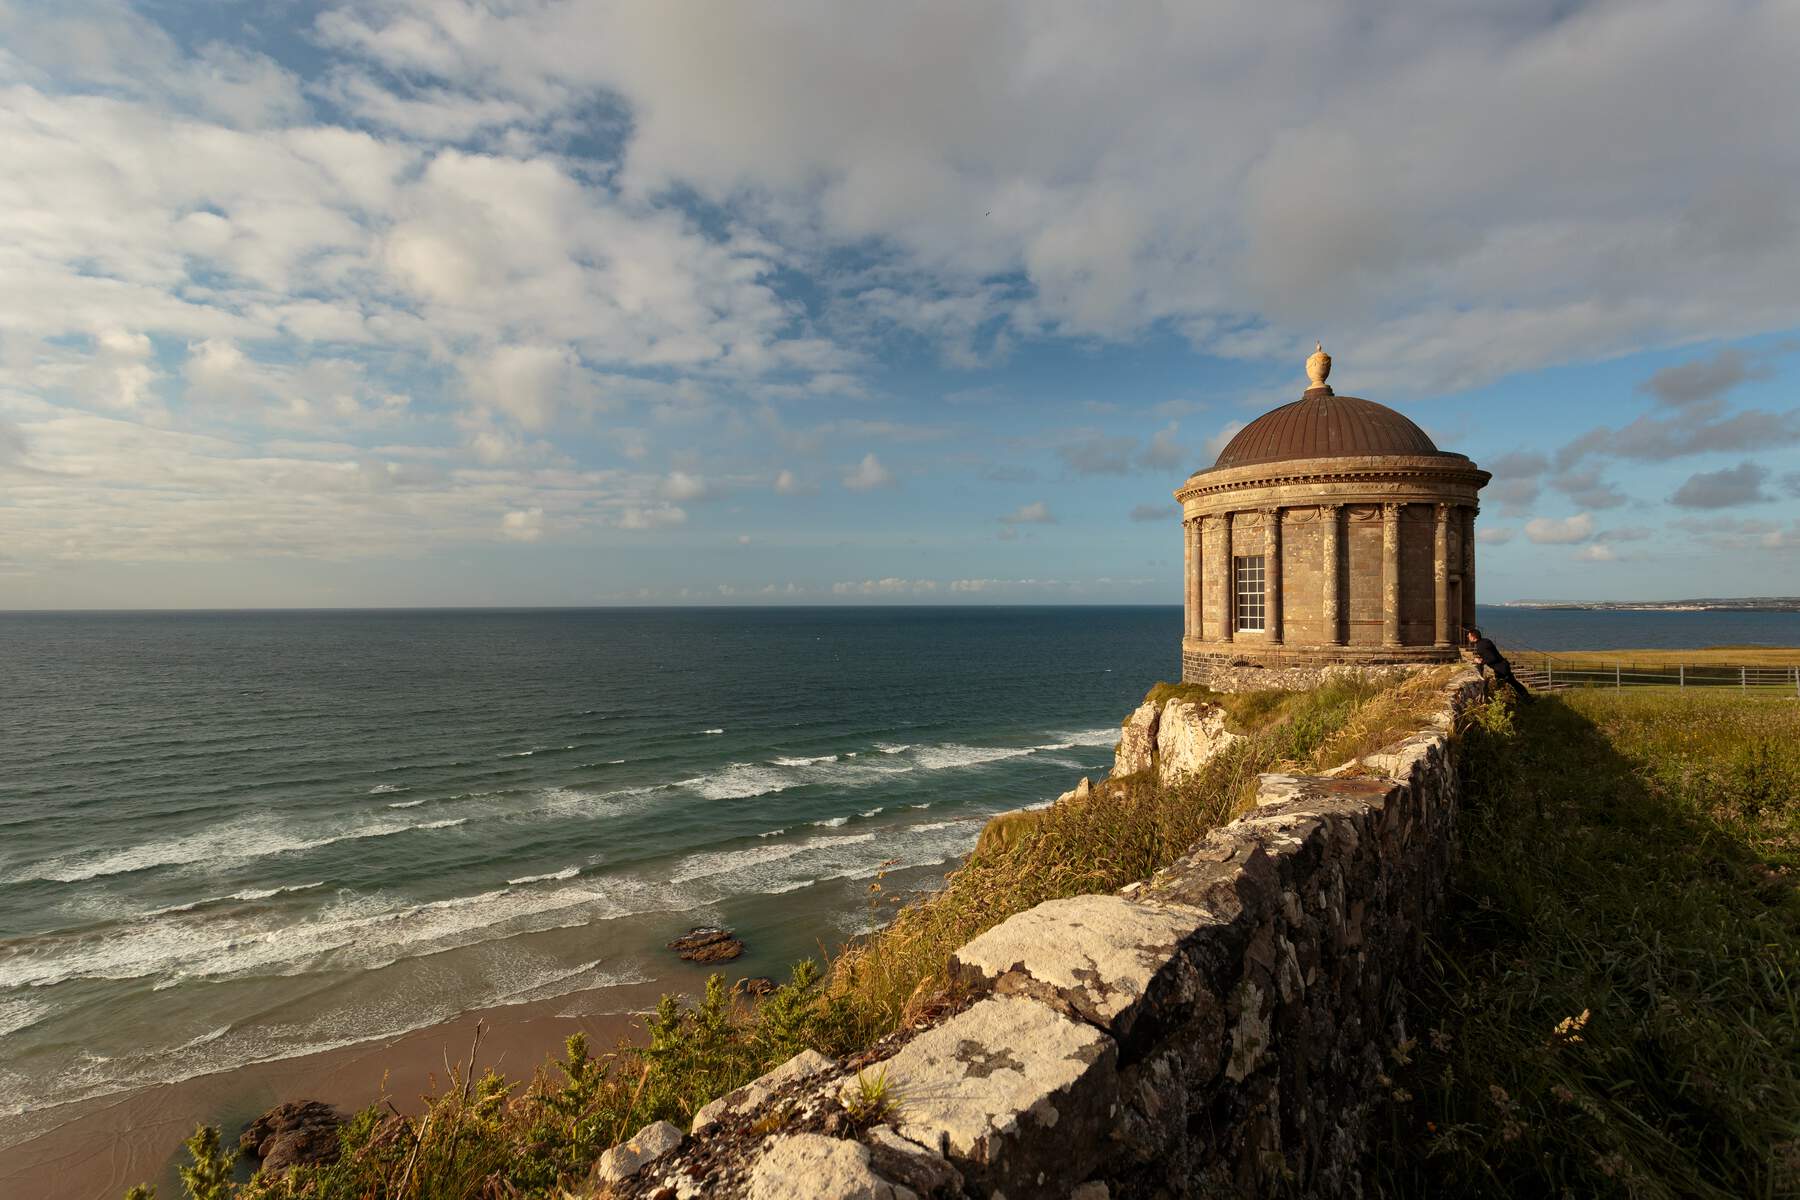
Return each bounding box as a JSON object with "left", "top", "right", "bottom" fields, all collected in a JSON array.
[
  {"left": 692, "top": 1048, "right": 835, "bottom": 1133},
  {"left": 591, "top": 1119, "right": 683, "bottom": 1185},
  {"left": 1109, "top": 701, "right": 1159, "bottom": 779},
  {"left": 948, "top": 894, "right": 1219, "bottom": 1050},
  {"left": 747, "top": 1133, "right": 917, "bottom": 1200},
  {"left": 1154, "top": 699, "right": 1244, "bottom": 788},
  {"left": 870, "top": 995, "right": 1118, "bottom": 1198}
]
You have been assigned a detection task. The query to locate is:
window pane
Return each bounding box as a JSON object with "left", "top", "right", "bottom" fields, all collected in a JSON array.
[{"left": 1235, "top": 554, "right": 1265, "bottom": 632}]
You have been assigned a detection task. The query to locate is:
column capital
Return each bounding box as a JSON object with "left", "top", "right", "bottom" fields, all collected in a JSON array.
[{"left": 1381, "top": 501, "right": 1402, "bottom": 518}]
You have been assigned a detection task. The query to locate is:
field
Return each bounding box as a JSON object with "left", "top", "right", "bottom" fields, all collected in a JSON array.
[
  {"left": 1376, "top": 688, "right": 1800, "bottom": 1198},
  {"left": 1509, "top": 645, "right": 1800, "bottom": 667}
]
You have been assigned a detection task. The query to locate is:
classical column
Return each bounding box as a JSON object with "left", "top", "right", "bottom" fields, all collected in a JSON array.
[
  {"left": 1220, "top": 511, "right": 1234, "bottom": 642},
  {"left": 1321, "top": 503, "right": 1342, "bottom": 645},
  {"left": 1382, "top": 503, "right": 1402, "bottom": 647},
  {"left": 1463, "top": 506, "right": 1478, "bottom": 629},
  {"left": 1433, "top": 502, "right": 1451, "bottom": 647},
  {"left": 1263, "top": 507, "right": 1282, "bottom": 645},
  {"left": 1183, "top": 517, "right": 1201, "bottom": 640}
]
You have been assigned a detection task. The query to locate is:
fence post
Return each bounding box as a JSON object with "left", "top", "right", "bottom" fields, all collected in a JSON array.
[
  {"left": 1741, "top": 666, "right": 1747, "bottom": 692},
  {"left": 1679, "top": 664, "right": 1684, "bottom": 690},
  {"left": 1548, "top": 660, "right": 1554, "bottom": 690},
  {"left": 1615, "top": 663, "right": 1621, "bottom": 691}
]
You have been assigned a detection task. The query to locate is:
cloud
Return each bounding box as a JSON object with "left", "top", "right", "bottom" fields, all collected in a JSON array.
[
  {"left": 1595, "top": 525, "right": 1653, "bottom": 542},
  {"left": 831, "top": 577, "right": 937, "bottom": 594},
  {"left": 1524, "top": 513, "right": 1594, "bottom": 544},
  {"left": 1549, "top": 466, "right": 1627, "bottom": 510},
  {"left": 999, "top": 500, "right": 1054, "bottom": 525},
  {"left": 0, "top": 417, "right": 29, "bottom": 466},
  {"left": 1557, "top": 400, "right": 1800, "bottom": 468},
  {"left": 1575, "top": 544, "right": 1616, "bottom": 562},
  {"left": 616, "top": 505, "right": 688, "bottom": 530},
  {"left": 1476, "top": 526, "right": 1515, "bottom": 545},
  {"left": 842, "top": 452, "right": 895, "bottom": 491},
  {"left": 501, "top": 507, "right": 544, "bottom": 541},
  {"left": 1485, "top": 450, "right": 1548, "bottom": 512},
  {"left": 1058, "top": 433, "right": 1136, "bottom": 476},
  {"left": 661, "top": 470, "right": 710, "bottom": 501},
  {"left": 1130, "top": 502, "right": 1174, "bottom": 523},
  {"left": 773, "top": 469, "right": 812, "bottom": 494},
  {"left": 1669, "top": 461, "right": 1772, "bottom": 509},
  {"left": 1201, "top": 421, "right": 1246, "bottom": 463},
  {"left": 1639, "top": 348, "right": 1768, "bottom": 408},
  {"left": 1138, "top": 423, "right": 1188, "bottom": 471}
]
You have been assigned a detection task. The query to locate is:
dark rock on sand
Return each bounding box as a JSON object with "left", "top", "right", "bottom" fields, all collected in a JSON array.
[
  {"left": 240, "top": 1100, "right": 345, "bottom": 1173},
  {"left": 734, "top": 976, "right": 776, "bottom": 997},
  {"left": 668, "top": 927, "right": 745, "bottom": 962}
]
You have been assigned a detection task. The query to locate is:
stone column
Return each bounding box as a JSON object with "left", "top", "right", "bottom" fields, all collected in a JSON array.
[
  {"left": 1382, "top": 503, "right": 1401, "bottom": 647},
  {"left": 1263, "top": 507, "right": 1282, "bottom": 645},
  {"left": 1182, "top": 517, "right": 1195, "bottom": 640},
  {"left": 1183, "top": 517, "right": 1202, "bottom": 640},
  {"left": 1463, "top": 506, "right": 1478, "bottom": 630},
  {"left": 1321, "top": 503, "right": 1342, "bottom": 645},
  {"left": 1220, "top": 512, "right": 1234, "bottom": 642},
  {"left": 1433, "top": 502, "right": 1451, "bottom": 647}
]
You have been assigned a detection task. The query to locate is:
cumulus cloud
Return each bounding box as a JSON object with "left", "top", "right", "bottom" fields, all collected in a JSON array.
[
  {"left": 661, "top": 470, "right": 710, "bottom": 502},
  {"left": 1476, "top": 526, "right": 1516, "bottom": 545},
  {"left": 999, "top": 500, "right": 1054, "bottom": 525},
  {"left": 842, "top": 453, "right": 894, "bottom": 491},
  {"left": 832, "top": 577, "right": 937, "bottom": 594},
  {"left": 772, "top": 468, "right": 813, "bottom": 495},
  {"left": 1130, "top": 503, "right": 1175, "bottom": 523},
  {"left": 616, "top": 505, "right": 687, "bottom": 530},
  {"left": 1639, "top": 348, "right": 1768, "bottom": 407},
  {"left": 1138, "top": 423, "right": 1188, "bottom": 472},
  {"left": 1524, "top": 513, "right": 1594, "bottom": 544},
  {"left": 501, "top": 507, "right": 544, "bottom": 541},
  {"left": 1669, "top": 461, "right": 1772, "bottom": 509},
  {"left": 1575, "top": 544, "right": 1616, "bottom": 562}
]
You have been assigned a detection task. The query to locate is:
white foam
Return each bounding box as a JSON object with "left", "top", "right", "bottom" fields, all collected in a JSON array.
[
  {"left": 860, "top": 807, "right": 884, "bottom": 818},
  {"left": 1056, "top": 727, "right": 1121, "bottom": 746},
  {"left": 506, "top": 866, "right": 580, "bottom": 885},
  {"left": 757, "top": 828, "right": 786, "bottom": 838},
  {"left": 667, "top": 833, "right": 875, "bottom": 888},
  {"left": 811, "top": 816, "right": 849, "bottom": 827},
  {"left": 10, "top": 814, "right": 468, "bottom": 885},
  {"left": 875, "top": 743, "right": 911, "bottom": 754},
  {"left": 677, "top": 762, "right": 799, "bottom": 801},
  {"left": 771, "top": 754, "right": 838, "bottom": 767},
  {"left": 387, "top": 798, "right": 428, "bottom": 808},
  {"left": 696, "top": 728, "right": 724, "bottom": 735},
  {"left": 911, "top": 743, "right": 1037, "bottom": 771},
  {"left": 231, "top": 882, "right": 326, "bottom": 902},
  {"left": 499, "top": 748, "right": 543, "bottom": 759},
  {"left": 0, "top": 996, "right": 52, "bottom": 1039},
  {"left": 367, "top": 784, "right": 408, "bottom": 795}
]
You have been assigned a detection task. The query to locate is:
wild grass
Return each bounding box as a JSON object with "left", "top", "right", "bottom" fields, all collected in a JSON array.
[
  {"left": 1375, "top": 689, "right": 1800, "bottom": 1199},
  {"left": 132, "top": 669, "right": 1433, "bottom": 1200}
]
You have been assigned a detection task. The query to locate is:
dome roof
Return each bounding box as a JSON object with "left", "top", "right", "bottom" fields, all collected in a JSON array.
[{"left": 1210, "top": 388, "right": 1441, "bottom": 470}]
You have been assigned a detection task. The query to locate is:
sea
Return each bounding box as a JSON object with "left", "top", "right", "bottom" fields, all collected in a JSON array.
[{"left": 2, "top": 603, "right": 1796, "bottom": 1157}]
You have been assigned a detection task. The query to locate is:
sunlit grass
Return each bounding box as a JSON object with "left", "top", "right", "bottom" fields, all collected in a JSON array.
[{"left": 1375, "top": 689, "right": 1800, "bottom": 1199}]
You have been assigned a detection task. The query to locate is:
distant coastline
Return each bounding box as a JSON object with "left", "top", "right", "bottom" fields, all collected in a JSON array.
[{"left": 1498, "top": 597, "right": 1800, "bottom": 614}]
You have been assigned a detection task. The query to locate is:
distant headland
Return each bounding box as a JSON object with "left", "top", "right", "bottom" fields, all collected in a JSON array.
[{"left": 1497, "top": 596, "right": 1800, "bottom": 613}]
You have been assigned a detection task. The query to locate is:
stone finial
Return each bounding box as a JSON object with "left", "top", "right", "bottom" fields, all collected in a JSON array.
[{"left": 1306, "top": 342, "right": 1332, "bottom": 389}]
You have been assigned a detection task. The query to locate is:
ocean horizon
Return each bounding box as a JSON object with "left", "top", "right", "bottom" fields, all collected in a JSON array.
[{"left": 3, "top": 602, "right": 1797, "bottom": 1179}]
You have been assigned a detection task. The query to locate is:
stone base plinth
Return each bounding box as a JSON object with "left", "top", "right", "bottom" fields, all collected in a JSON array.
[{"left": 1181, "top": 641, "right": 1458, "bottom": 692}]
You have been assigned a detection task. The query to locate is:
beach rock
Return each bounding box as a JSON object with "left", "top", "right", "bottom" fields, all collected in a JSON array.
[
  {"left": 1110, "top": 701, "right": 1159, "bottom": 779},
  {"left": 734, "top": 976, "right": 777, "bottom": 997},
  {"left": 1155, "top": 699, "right": 1243, "bottom": 788},
  {"left": 592, "top": 1119, "right": 684, "bottom": 1185},
  {"left": 668, "top": 927, "right": 744, "bottom": 962},
  {"left": 239, "top": 1100, "right": 344, "bottom": 1174}
]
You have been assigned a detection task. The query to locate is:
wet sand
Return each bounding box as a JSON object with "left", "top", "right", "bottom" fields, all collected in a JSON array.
[{"left": 0, "top": 979, "right": 670, "bottom": 1200}]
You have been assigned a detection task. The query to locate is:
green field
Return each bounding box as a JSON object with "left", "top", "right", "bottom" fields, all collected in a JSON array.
[
  {"left": 1511, "top": 645, "right": 1800, "bottom": 667},
  {"left": 1377, "top": 689, "right": 1800, "bottom": 1199}
]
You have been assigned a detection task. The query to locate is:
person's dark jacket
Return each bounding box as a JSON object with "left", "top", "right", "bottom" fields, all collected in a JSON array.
[{"left": 1469, "top": 636, "right": 1507, "bottom": 669}]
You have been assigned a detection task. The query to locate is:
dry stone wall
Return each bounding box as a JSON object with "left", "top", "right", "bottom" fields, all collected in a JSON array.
[{"left": 598, "top": 670, "right": 1485, "bottom": 1200}]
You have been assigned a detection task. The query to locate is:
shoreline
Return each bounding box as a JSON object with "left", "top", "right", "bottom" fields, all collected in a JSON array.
[{"left": 0, "top": 977, "right": 672, "bottom": 1200}]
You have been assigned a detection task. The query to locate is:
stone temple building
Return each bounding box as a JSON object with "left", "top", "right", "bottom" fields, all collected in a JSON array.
[{"left": 1174, "top": 345, "right": 1490, "bottom": 686}]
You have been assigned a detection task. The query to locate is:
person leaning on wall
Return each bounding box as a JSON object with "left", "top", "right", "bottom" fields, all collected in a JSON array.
[{"left": 1462, "top": 626, "right": 1534, "bottom": 704}]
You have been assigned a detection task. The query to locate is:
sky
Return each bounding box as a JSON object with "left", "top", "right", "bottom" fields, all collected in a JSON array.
[{"left": 2, "top": 0, "right": 1799, "bottom": 609}]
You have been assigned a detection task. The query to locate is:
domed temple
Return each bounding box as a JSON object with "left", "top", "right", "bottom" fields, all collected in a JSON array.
[{"left": 1174, "top": 346, "right": 1490, "bottom": 686}]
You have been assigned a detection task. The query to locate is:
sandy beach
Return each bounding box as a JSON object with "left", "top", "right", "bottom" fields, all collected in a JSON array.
[{"left": 0, "top": 979, "right": 670, "bottom": 1200}]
